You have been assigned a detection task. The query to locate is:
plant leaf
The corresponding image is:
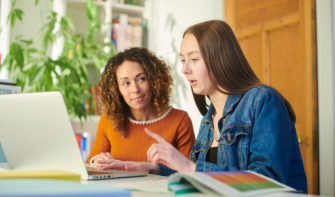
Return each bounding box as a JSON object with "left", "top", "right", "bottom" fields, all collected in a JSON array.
[
  {"left": 11, "top": 42, "right": 24, "bottom": 69},
  {"left": 29, "top": 66, "right": 46, "bottom": 86}
]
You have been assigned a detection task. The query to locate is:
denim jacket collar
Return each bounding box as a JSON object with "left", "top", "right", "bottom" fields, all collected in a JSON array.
[{"left": 203, "top": 93, "right": 243, "bottom": 125}]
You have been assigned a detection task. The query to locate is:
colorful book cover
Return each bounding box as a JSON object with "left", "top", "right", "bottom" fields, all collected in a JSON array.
[
  {"left": 168, "top": 171, "right": 296, "bottom": 196},
  {"left": 81, "top": 134, "right": 87, "bottom": 162},
  {"left": 132, "top": 25, "right": 143, "bottom": 47},
  {"left": 0, "top": 84, "right": 21, "bottom": 95},
  {"left": 75, "top": 134, "right": 82, "bottom": 150}
]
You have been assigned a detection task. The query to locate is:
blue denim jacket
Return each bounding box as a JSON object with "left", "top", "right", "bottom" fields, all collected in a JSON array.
[{"left": 158, "top": 86, "right": 307, "bottom": 193}]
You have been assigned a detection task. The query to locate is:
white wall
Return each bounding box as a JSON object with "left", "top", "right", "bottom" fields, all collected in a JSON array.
[
  {"left": 147, "top": 0, "right": 224, "bottom": 136},
  {"left": 316, "top": 0, "right": 335, "bottom": 196}
]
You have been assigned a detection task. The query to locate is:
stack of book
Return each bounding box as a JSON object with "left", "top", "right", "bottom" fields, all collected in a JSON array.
[
  {"left": 111, "top": 14, "right": 148, "bottom": 53},
  {"left": 75, "top": 132, "right": 91, "bottom": 162},
  {"left": 83, "top": 85, "right": 102, "bottom": 116},
  {"left": 0, "top": 79, "right": 21, "bottom": 95}
]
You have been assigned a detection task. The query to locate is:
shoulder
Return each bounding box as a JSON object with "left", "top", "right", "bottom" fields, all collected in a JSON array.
[
  {"left": 243, "top": 86, "right": 287, "bottom": 115},
  {"left": 168, "top": 108, "right": 189, "bottom": 119},
  {"left": 243, "top": 86, "right": 282, "bottom": 104},
  {"left": 167, "top": 108, "right": 193, "bottom": 125}
]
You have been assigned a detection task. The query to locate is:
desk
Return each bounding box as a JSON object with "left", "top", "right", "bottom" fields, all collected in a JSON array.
[{"left": 0, "top": 162, "right": 323, "bottom": 197}]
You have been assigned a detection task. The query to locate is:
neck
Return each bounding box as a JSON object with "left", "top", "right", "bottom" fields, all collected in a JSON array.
[
  {"left": 209, "top": 90, "right": 228, "bottom": 117},
  {"left": 129, "top": 103, "right": 159, "bottom": 121}
]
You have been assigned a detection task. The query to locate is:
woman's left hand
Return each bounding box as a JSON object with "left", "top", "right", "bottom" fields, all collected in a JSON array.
[{"left": 145, "top": 128, "right": 196, "bottom": 173}]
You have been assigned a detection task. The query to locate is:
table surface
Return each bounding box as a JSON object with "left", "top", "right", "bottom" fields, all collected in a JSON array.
[{"left": 0, "top": 162, "right": 324, "bottom": 197}]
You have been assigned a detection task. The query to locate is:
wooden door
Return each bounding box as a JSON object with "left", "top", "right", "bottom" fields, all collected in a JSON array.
[{"left": 226, "top": 0, "right": 318, "bottom": 194}]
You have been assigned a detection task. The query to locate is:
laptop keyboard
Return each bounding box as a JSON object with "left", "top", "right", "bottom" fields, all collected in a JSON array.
[{"left": 88, "top": 171, "right": 113, "bottom": 175}]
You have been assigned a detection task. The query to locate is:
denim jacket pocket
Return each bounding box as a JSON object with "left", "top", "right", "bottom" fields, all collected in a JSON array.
[
  {"left": 217, "top": 126, "right": 249, "bottom": 146},
  {"left": 190, "top": 143, "right": 202, "bottom": 162}
]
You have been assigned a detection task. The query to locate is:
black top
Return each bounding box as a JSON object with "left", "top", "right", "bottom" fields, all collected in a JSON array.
[{"left": 205, "top": 147, "right": 218, "bottom": 164}]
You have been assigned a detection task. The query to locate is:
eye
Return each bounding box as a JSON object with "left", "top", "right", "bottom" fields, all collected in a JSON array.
[
  {"left": 123, "top": 82, "right": 130, "bottom": 86},
  {"left": 191, "top": 59, "right": 198, "bottom": 62},
  {"left": 181, "top": 59, "right": 185, "bottom": 63},
  {"left": 138, "top": 77, "right": 146, "bottom": 82}
]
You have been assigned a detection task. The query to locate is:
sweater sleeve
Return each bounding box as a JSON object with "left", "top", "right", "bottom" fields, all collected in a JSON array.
[
  {"left": 174, "top": 113, "right": 195, "bottom": 159},
  {"left": 86, "top": 114, "right": 111, "bottom": 164}
]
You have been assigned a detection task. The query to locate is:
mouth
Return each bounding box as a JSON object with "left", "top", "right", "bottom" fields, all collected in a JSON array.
[
  {"left": 188, "top": 80, "right": 198, "bottom": 86},
  {"left": 131, "top": 95, "right": 144, "bottom": 102}
]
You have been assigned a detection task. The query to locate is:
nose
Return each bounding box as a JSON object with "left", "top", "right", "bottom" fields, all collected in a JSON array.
[
  {"left": 181, "top": 61, "right": 191, "bottom": 75},
  {"left": 132, "top": 82, "right": 140, "bottom": 94}
]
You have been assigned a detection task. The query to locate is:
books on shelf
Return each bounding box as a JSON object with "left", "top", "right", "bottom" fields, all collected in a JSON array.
[
  {"left": 82, "top": 85, "right": 102, "bottom": 116},
  {"left": 0, "top": 80, "right": 21, "bottom": 95},
  {"left": 168, "top": 171, "right": 296, "bottom": 196},
  {"left": 111, "top": 14, "right": 148, "bottom": 53},
  {"left": 75, "top": 132, "right": 92, "bottom": 162}
]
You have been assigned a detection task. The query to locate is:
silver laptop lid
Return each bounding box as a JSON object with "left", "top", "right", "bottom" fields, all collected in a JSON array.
[{"left": 0, "top": 92, "right": 88, "bottom": 180}]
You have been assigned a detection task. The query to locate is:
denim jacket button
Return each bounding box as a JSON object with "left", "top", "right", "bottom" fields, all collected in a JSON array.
[{"left": 228, "top": 132, "right": 231, "bottom": 141}]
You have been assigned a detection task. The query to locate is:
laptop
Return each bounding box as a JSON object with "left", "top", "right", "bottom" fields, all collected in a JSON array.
[{"left": 0, "top": 92, "right": 148, "bottom": 180}]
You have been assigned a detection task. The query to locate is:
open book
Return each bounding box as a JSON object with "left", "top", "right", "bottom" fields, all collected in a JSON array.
[{"left": 168, "top": 171, "right": 296, "bottom": 196}]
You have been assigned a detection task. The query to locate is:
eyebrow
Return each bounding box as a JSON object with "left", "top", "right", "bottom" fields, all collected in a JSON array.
[
  {"left": 179, "top": 51, "right": 200, "bottom": 57},
  {"left": 119, "top": 73, "right": 146, "bottom": 81}
]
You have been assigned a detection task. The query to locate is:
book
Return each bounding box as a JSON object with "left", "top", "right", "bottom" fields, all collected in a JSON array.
[
  {"left": 81, "top": 133, "right": 87, "bottom": 161},
  {"left": 168, "top": 171, "right": 296, "bottom": 196},
  {"left": 0, "top": 179, "right": 131, "bottom": 197},
  {"left": 0, "top": 82, "right": 21, "bottom": 95},
  {"left": 75, "top": 134, "right": 82, "bottom": 150},
  {"left": 0, "top": 170, "right": 81, "bottom": 181}
]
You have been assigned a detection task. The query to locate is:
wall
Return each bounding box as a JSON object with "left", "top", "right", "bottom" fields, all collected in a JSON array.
[
  {"left": 316, "top": 0, "right": 335, "bottom": 196},
  {"left": 146, "top": 0, "right": 224, "bottom": 136}
]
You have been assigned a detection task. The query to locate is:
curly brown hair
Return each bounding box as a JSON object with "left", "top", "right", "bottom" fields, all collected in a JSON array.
[{"left": 98, "top": 47, "right": 173, "bottom": 137}]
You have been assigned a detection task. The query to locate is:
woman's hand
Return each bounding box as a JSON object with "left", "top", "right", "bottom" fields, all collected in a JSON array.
[
  {"left": 98, "top": 159, "right": 159, "bottom": 174},
  {"left": 93, "top": 152, "right": 114, "bottom": 167},
  {"left": 145, "top": 128, "right": 196, "bottom": 173}
]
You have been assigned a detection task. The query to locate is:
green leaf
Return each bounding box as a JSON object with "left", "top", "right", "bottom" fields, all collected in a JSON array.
[
  {"left": 11, "top": 43, "right": 24, "bottom": 69},
  {"left": 92, "top": 55, "right": 102, "bottom": 70},
  {"left": 35, "top": 0, "right": 40, "bottom": 5},
  {"left": 29, "top": 66, "right": 46, "bottom": 86}
]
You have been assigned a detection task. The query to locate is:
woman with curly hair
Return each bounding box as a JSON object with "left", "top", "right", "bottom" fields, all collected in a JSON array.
[{"left": 86, "top": 47, "right": 195, "bottom": 167}]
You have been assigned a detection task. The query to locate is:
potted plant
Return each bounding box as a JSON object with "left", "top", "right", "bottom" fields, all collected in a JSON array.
[{"left": 2, "top": 0, "right": 115, "bottom": 122}]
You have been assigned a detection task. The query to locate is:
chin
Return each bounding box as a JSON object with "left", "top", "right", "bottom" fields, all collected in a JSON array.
[{"left": 192, "top": 87, "right": 206, "bottom": 96}]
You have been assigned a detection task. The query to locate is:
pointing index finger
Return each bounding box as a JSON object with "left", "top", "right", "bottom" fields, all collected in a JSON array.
[{"left": 145, "top": 128, "right": 166, "bottom": 144}]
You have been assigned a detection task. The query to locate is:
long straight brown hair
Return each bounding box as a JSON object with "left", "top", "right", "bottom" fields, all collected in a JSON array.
[{"left": 184, "top": 20, "right": 296, "bottom": 123}]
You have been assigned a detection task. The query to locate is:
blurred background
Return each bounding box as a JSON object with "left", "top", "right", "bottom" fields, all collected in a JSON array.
[{"left": 0, "top": 0, "right": 334, "bottom": 195}]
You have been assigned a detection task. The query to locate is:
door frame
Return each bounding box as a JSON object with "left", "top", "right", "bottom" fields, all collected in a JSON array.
[{"left": 316, "top": 0, "right": 335, "bottom": 196}]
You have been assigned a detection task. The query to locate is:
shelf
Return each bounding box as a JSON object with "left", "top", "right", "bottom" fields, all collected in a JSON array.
[
  {"left": 70, "top": 115, "right": 102, "bottom": 123},
  {"left": 112, "top": 3, "right": 145, "bottom": 16},
  {"left": 67, "top": 0, "right": 145, "bottom": 16},
  {"left": 67, "top": 0, "right": 107, "bottom": 7}
]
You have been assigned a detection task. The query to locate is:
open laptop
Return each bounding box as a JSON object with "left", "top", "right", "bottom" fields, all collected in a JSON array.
[{"left": 0, "top": 92, "right": 148, "bottom": 180}]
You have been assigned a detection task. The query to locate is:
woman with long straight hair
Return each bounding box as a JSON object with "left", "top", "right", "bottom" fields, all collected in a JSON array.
[{"left": 98, "top": 20, "right": 308, "bottom": 193}]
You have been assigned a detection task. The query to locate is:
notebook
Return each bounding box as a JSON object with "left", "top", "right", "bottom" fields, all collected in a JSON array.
[{"left": 0, "top": 92, "right": 148, "bottom": 180}]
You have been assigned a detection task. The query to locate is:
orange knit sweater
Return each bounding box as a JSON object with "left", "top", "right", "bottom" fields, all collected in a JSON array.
[{"left": 86, "top": 108, "right": 195, "bottom": 163}]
